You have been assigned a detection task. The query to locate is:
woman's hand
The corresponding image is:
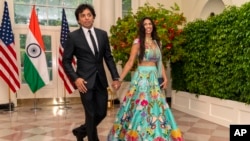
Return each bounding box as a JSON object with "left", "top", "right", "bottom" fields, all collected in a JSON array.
[
  {"left": 112, "top": 80, "right": 122, "bottom": 90},
  {"left": 160, "top": 78, "right": 168, "bottom": 89}
]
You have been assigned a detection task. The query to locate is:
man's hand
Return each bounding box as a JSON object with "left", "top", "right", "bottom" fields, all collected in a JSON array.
[
  {"left": 75, "top": 78, "right": 87, "bottom": 93},
  {"left": 112, "top": 80, "right": 121, "bottom": 90}
]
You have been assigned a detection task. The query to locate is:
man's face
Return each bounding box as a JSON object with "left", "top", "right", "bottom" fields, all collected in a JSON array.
[{"left": 77, "top": 8, "right": 94, "bottom": 29}]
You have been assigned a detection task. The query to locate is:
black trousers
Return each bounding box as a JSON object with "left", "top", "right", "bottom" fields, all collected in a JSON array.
[{"left": 79, "top": 75, "right": 108, "bottom": 141}]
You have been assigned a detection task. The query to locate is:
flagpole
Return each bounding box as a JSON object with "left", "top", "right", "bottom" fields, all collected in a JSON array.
[
  {"left": 7, "top": 88, "right": 14, "bottom": 112},
  {"left": 25, "top": 5, "right": 49, "bottom": 110},
  {"left": 59, "top": 86, "right": 72, "bottom": 110},
  {"left": 58, "top": 3, "right": 72, "bottom": 110},
  {"left": 31, "top": 93, "right": 41, "bottom": 111},
  {"left": 2, "top": 87, "right": 15, "bottom": 113}
]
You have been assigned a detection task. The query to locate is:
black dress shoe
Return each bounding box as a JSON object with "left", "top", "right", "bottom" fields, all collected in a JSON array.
[
  {"left": 75, "top": 135, "right": 83, "bottom": 141},
  {"left": 72, "top": 128, "right": 82, "bottom": 141},
  {"left": 72, "top": 128, "right": 86, "bottom": 141}
]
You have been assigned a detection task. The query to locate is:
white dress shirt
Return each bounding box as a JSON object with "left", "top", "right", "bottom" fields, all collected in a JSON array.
[{"left": 82, "top": 27, "right": 99, "bottom": 55}]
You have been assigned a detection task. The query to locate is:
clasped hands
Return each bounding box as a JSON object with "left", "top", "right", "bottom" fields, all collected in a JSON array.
[
  {"left": 112, "top": 80, "right": 121, "bottom": 90},
  {"left": 75, "top": 78, "right": 122, "bottom": 93}
]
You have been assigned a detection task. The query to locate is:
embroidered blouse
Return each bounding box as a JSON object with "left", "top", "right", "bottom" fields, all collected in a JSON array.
[{"left": 133, "top": 38, "right": 162, "bottom": 78}]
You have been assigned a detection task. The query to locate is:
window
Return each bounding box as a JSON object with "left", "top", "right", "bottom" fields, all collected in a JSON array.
[
  {"left": 16, "top": 0, "right": 91, "bottom": 84},
  {"left": 122, "top": 0, "right": 131, "bottom": 17},
  {"left": 14, "top": 0, "right": 92, "bottom": 26}
]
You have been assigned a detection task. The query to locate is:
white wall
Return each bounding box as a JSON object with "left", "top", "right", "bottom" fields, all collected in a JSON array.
[
  {"left": 200, "top": 0, "right": 225, "bottom": 19},
  {"left": 172, "top": 91, "right": 250, "bottom": 127},
  {"left": 181, "top": 0, "right": 248, "bottom": 21}
]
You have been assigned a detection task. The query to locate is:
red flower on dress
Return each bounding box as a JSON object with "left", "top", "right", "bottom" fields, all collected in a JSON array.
[
  {"left": 135, "top": 99, "right": 140, "bottom": 104},
  {"left": 151, "top": 91, "right": 159, "bottom": 99},
  {"left": 153, "top": 136, "right": 166, "bottom": 141},
  {"left": 126, "top": 130, "right": 139, "bottom": 141},
  {"left": 123, "top": 96, "right": 127, "bottom": 102},
  {"left": 141, "top": 100, "right": 148, "bottom": 106}
]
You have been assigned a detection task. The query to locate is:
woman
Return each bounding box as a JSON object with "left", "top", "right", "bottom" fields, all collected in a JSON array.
[{"left": 108, "top": 17, "right": 183, "bottom": 141}]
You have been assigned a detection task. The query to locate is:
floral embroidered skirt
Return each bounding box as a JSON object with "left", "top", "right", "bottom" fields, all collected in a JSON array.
[{"left": 108, "top": 66, "right": 183, "bottom": 141}]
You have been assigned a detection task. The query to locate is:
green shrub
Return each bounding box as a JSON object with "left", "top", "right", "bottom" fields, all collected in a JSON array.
[{"left": 172, "top": 2, "right": 250, "bottom": 104}]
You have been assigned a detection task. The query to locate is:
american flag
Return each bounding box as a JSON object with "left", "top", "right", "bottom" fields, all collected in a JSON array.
[
  {"left": 58, "top": 8, "right": 76, "bottom": 94},
  {"left": 0, "top": 1, "right": 20, "bottom": 93}
]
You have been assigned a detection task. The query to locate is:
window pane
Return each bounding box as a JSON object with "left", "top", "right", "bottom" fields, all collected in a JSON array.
[
  {"left": 36, "top": 0, "right": 47, "bottom": 5},
  {"left": 45, "top": 52, "right": 52, "bottom": 68},
  {"left": 64, "top": 9, "right": 78, "bottom": 27},
  {"left": 63, "top": 0, "right": 79, "bottom": 7},
  {"left": 122, "top": 0, "right": 131, "bottom": 17},
  {"left": 14, "top": 0, "right": 32, "bottom": 4},
  {"left": 14, "top": 0, "right": 93, "bottom": 27},
  {"left": 36, "top": 6, "right": 48, "bottom": 25},
  {"left": 20, "top": 34, "right": 26, "bottom": 67},
  {"left": 20, "top": 34, "right": 27, "bottom": 50},
  {"left": 21, "top": 68, "right": 26, "bottom": 83},
  {"left": 47, "top": 7, "right": 61, "bottom": 26},
  {"left": 48, "top": 68, "right": 53, "bottom": 81},
  {"left": 14, "top": 4, "right": 31, "bottom": 24},
  {"left": 63, "top": 0, "right": 92, "bottom": 7},
  {"left": 48, "top": 0, "right": 62, "bottom": 6},
  {"left": 43, "top": 35, "right": 52, "bottom": 80},
  {"left": 42, "top": 35, "right": 51, "bottom": 51}
]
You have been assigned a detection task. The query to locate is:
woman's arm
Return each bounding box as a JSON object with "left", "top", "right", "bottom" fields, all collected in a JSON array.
[
  {"left": 161, "top": 63, "right": 168, "bottom": 89},
  {"left": 119, "top": 43, "right": 139, "bottom": 81}
]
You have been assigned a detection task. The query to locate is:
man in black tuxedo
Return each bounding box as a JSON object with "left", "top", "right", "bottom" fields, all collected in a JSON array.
[{"left": 62, "top": 4, "right": 120, "bottom": 141}]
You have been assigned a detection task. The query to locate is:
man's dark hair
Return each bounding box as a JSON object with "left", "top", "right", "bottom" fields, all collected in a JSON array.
[{"left": 75, "top": 4, "right": 96, "bottom": 21}]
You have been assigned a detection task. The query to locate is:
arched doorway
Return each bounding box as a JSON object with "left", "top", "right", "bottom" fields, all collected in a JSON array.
[{"left": 200, "top": 0, "right": 225, "bottom": 19}]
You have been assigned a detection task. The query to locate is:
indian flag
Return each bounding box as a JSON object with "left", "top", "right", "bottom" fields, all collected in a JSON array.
[{"left": 24, "top": 6, "right": 49, "bottom": 93}]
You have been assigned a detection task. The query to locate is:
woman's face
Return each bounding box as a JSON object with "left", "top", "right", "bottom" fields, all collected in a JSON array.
[
  {"left": 143, "top": 19, "right": 153, "bottom": 34},
  {"left": 77, "top": 8, "right": 94, "bottom": 29}
]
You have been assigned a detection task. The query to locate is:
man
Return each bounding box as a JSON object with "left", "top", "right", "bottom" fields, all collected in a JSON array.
[{"left": 62, "top": 4, "right": 120, "bottom": 141}]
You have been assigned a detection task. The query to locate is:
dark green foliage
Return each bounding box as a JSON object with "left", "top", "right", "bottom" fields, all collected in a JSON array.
[
  {"left": 172, "top": 2, "right": 250, "bottom": 104},
  {"left": 171, "top": 61, "right": 187, "bottom": 92}
]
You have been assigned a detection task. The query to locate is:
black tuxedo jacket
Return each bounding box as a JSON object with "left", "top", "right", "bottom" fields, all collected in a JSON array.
[{"left": 62, "top": 27, "right": 119, "bottom": 89}]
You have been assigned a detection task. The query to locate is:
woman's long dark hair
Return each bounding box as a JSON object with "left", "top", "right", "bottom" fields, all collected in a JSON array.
[{"left": 138, "top": 17, "right": 161, "bottom": 63}]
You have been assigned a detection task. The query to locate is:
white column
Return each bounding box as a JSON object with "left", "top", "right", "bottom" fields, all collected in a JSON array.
[
  {"left": 114, "top": 0, "right": 122, "bottom": 20},
  {"left": 100, "top": 0, "right": 115, "bottom": 88},
  {"left": 92, "top": 0, "right": 101, "bottom": 28},
  {"left": 93, "top": 0, "right": 116, "bottom": 92},
  {"left": 99, "top": 0, "right": 115, "bottom": 34},
  {"left": 132, "top": 0, "right": 140, "bottom": 13}
]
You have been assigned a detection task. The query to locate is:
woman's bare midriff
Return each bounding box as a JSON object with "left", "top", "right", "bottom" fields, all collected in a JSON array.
[{"left": 138, "top": 61, "right": 156, "bottom": 66}]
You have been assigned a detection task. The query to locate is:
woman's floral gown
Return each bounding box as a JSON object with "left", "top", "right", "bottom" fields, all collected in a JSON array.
[{"left": 107, "top": 66, "right": 184, "bottom": 141}]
